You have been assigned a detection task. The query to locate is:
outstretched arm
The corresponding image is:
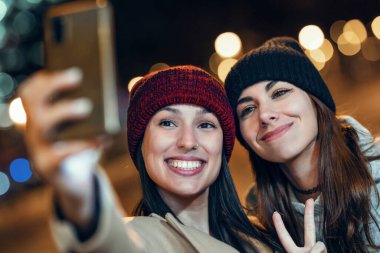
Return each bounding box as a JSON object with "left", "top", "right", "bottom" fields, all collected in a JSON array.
[
  {"left": 19, "top": 68, "right": 102, "bottom": 232},
  {"left": 273, "top": 199, "right": 327, "bottom": 253}
]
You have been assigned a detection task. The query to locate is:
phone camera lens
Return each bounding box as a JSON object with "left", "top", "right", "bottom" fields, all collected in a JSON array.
[{"left": 52, "top": 17, "right": 64, "bottom": 44}]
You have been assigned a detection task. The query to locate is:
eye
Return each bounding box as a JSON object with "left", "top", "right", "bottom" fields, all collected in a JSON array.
[
  {"left": 271, "top": 88, "right": 293, "bottom": 99},
  {"left": 159, "top": 120, "right": 176, "bottom": 127},
  {"left": 198, "top": 122, "right": 216, "bottom": 129},
  {"left": 239, "top": 105, "right": 256, "bottom": 118}
]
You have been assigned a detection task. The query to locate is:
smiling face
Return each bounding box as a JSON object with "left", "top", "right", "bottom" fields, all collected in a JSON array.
[
  {"left": 236, "top": 80, "right": 318, "bottom": 164},
  {"left": 141, "top": 104, "right": 223, "bottom": 200}
]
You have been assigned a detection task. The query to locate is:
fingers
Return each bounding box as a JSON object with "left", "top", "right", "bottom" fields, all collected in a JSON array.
[
  {"left": 36, "top": 98, "right": 93, "bottom": 137},
  {"left": 310, "top": 241, "right": 327, "bottom": 253},
  {"left": 19, "top": 68, "right": 82, "bottom": 107},
  {"left": 17, "top": 68, "right": 98, "bottom": 185},
  {"left": 31, "top": 140, "right": 101, "bottom": 182},
  {"left": 272, "top": 211, "right": 298, "bottom": 252},
  {"left": 304, "top": 198, "right": 316, "bottom": 248}
]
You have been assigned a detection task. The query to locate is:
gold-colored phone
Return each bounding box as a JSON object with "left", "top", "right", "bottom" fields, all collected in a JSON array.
[{"left": 44, "top": 0, "right": 120, "bottom": 140}]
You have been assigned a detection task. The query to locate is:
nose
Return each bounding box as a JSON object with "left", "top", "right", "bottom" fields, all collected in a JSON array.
[
  {"left": 259, "top": 105, "right": 279, "bottom": 126},
  {"left": 177, "top": 126, "right": 199, "bottom": 151}
]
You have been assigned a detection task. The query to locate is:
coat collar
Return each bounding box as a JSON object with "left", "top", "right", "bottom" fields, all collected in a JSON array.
[{"left": 149, "top": 213, "right": 240, "bottom": 253}]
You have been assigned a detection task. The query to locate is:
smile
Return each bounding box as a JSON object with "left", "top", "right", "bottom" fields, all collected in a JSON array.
[
  {"left": 260, "top": 122, "right": 293, "bottom": 142},
  {"left": 168, "top": 160, "right": 202, "bottom": 170},
  {"left": 166, "top": 158, "right": 205, "bottom": 176}
]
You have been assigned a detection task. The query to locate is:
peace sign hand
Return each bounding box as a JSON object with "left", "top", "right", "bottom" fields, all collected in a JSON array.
[{"left": 272, "top": 198, "right": 327, "bottom": 253}]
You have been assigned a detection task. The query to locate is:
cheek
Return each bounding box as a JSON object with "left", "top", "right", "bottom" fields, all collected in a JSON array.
[{"left": 239, "top": 119, "right": 259, "bottom": 145}]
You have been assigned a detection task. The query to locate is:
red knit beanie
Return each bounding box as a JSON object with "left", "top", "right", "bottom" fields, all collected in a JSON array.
[{"left": 127, "top": 65, "right": 235, "bottom": 167}]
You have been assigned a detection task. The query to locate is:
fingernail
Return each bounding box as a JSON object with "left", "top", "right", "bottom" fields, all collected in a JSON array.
[
  {"left": 64, "top": 67, "right": 82, "bottom": 83},
  {"left": 72, "top": 98, "right": 93, "bottom": 115}
]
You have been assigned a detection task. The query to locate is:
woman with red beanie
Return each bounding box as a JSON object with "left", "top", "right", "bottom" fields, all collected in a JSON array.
[
  {"left": 19, "top": 65, "right": 317, "bottom": 253},
  {"left": 225, "top": 36, "right": 380, "bottom": 253}
]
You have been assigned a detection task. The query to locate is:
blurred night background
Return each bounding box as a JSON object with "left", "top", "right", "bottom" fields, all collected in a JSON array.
[{"left": 0, "top": 0, "right": 379, "bottom": 252}]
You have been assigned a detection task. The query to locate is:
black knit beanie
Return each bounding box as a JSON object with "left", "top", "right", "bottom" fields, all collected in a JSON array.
[
  {"left": 225, "top": 36, "right": 335, "bottom": 112},
  {"left": 224, "top": 36, "right": 335, "bottom": 148}
]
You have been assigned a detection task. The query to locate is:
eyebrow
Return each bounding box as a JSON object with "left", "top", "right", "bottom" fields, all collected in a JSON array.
[
  {"left": 237, "top": 81, "right": 279, "bottom": 106},
  {"left": 265, "top": 80, "right": 279, "bottom": 92}
]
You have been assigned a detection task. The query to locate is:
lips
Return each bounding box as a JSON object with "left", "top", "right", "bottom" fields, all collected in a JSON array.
[
  {"left": 166, "top": 157, "right": 205, "bottom": 176},
  {"left": 260, "top": 122, "right": 293, "bottom": 142}
]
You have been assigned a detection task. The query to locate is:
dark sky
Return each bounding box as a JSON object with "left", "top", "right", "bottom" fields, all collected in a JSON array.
[{"left": 109, "top": 0, "right": 380, "bottom": 85}]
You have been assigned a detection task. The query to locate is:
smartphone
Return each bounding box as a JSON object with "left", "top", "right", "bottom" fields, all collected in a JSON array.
[{"left": 44, "top": 0, "right": 120, "bottom": 140}]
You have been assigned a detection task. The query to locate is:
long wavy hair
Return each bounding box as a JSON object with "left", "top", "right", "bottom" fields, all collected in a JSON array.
[
  {"left": 132, "top": 142, "right": 283, "bottom": 252},
  {"left": 248, "top": 95, "right": 380, "bottom": 253}
]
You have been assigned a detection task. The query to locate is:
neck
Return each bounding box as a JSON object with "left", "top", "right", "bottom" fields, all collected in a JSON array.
[
  {"left": 283, "top": 139, "right": 320, "bottom": 203},
  {"left": 158, "top": 188, "right": 210, "bottom": 234}
]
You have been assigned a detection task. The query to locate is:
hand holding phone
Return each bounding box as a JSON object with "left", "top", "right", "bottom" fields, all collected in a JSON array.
[{"left": 44, "top": 0, "right": 120, "bottom": 140}]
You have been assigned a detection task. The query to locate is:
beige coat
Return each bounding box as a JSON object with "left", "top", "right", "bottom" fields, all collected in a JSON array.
[{"left": 51, "top": 171, "right": 272, "bottom": 253}]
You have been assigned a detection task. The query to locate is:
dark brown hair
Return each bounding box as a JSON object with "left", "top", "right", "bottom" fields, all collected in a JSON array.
[{"left": 249, "top": 96, "right": 380, "bottom": 253}]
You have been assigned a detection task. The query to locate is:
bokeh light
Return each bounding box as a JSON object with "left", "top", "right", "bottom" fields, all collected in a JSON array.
[
  {"left": 305, "top": 50, "right": 326, "bottom": 71},
  {"left": 361, "top": 37, "right": 380, "bottom": 61},
  {"left": 127, "top": 76, "right": 143, "bottom": 93},
  {"left": 0, "top": 103, "right": 13, "bottom": 128},
  {"left": 299, "top": 25, "right": 324, "bottom": 50},
  {"left": 26, "top": 0, "right": 43, "bottom": 4},
  {"left": 0, "top": 171, "right": 11, "bottom": 196},
  {"left": 217, "top": 58, "right": 237, "bottom": 82},
  {"left": 343, "top": 19, "right": 367, "bottom": 43},
  {"left": 371, "top": 16, "right": 380, "bottom": 39},
  {"left": 12, "top": 10, "right": 37, "bottom": 37},
  {"left": 149, "top": 62, "right": 169, "bottom": 73},
  {"left": 307, "top": 49, "right": 326, "bottom": 63},
  {"left": 318, "top": 39, "right": 334, "bottom": 61},
  {"left": 2, "top": 48, "right": 26, "bottom": 72},
  {"left": 337, "top": 32, "right": 361, "bottom": 56},
  {"left": 9, "top": 97, "right": 27, "bottom": 125},
  {"left": 214, "top": 32, "right": 242, "bottom": 58},
  {"left": 0, "top": 72, "right": 15, "bottom": 100},
  {"left": 330, "top": 20, "right": 346, "bottom": 43},
  {"left": 0, "top": 23, "right": 7, "bottom": 48},
  {"left": 0, "top": 1, "right": 8, "bottom": 22},
  {"left": 10, "top": 158, "right": 32, "bottom": 183},
  {"left": 208, "top": 52, "right": 222, "bottom": 74}
]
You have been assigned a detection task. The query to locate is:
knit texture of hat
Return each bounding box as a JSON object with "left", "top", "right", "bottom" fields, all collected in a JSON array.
[
  {"left": 127, "top": 65, "right": 235, "bottom": 168},
  {"left": 225, "top": 36, "right": 336, "bottom": 113}
]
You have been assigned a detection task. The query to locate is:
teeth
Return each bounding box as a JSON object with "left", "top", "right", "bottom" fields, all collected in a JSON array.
[{"left": 168, "top": 160, "right": 202, "bottom": 170}]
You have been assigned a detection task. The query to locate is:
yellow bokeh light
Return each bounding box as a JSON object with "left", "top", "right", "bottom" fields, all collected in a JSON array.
[
  {"left": 9, "top": 98, "right": 26, "bottom": 125},
  {"left": 214, "top": 32, "right": 242, "bottom": 58},
  {"left": 305, "top": 50, "right": 325, "bottom": 70},
  {"left": 371, "top": 16, "right": 380, "bottom": 39},
  {"left": 217, "top": 58, "right": 238, "bottom": 82},
  {"left": 149, "top": 62, "right": 170, "bottom": 73},
  {"left": 343, "top": 19, "right": 367, "bottom": 43},
  {"left": 337, "top": 33, "right": 361, "bottom": 56},
  {"left": 330, "top": 20, "right": 346, "bottom": 43},
  {"left": 361, "top": 37, "right": 380, "bottom": 61},
  {"left": 127, "top": 76, "right": 143, "bottom": 93},
  {"left": 209, "top": 52, "right": 222, "bottom": 74},
  {"left": 319, "top": 39, "right": 334, "bottom": 61},
  {"left": 298, "top": 25, "right": 325, "bottom": 50},
  {"left": 308, "top": 49, "right": 326, "bottom": 63}
]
